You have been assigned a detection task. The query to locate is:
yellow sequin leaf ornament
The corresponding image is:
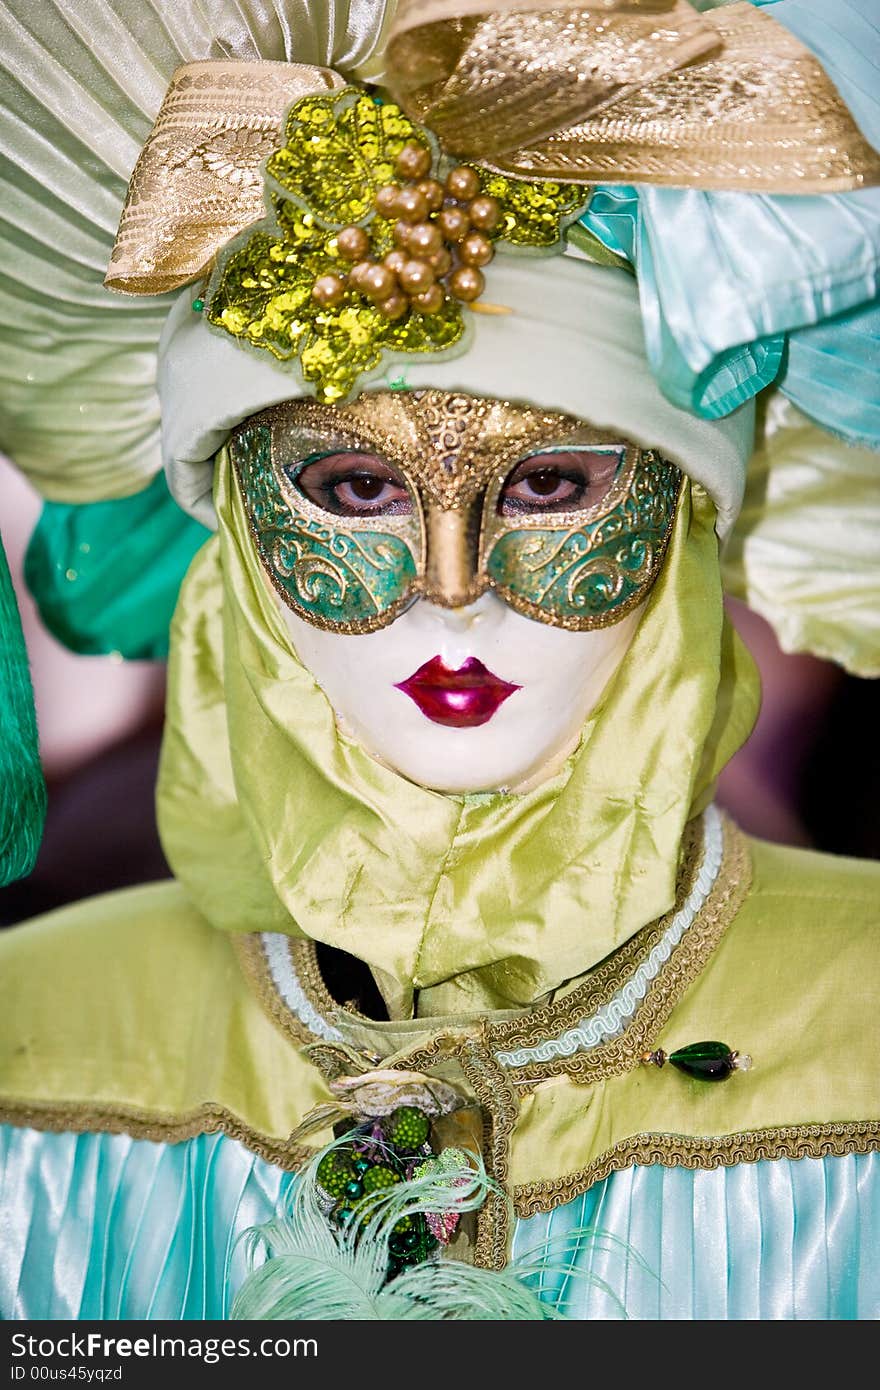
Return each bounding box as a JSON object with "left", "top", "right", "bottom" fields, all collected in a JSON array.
[
  {"left": 473, "top": 169, "right": 591, "bottom": 254},
  {"left": 205, "top": 88, "right": 590, "bottom": 404},
  {"left": 266, "top": 90, "right": 439, "bottom": 229}
]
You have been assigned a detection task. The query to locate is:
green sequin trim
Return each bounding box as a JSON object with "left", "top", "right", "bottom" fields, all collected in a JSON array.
[
  {"left": 486, "top": 454, "right": 681, "bottom": 627},
  {"left": 205, "top": 87, "right": 590, "bottom": 404},
  {"left": 232, "top": 424, "right": 418, "bottom": 627}
]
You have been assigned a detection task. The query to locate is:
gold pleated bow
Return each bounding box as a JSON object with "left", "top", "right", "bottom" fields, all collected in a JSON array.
[{"left": 106, "top": 0, "right": 880, "bottom": 295}]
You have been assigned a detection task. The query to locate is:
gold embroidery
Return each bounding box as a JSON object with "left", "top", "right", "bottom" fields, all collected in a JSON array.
[
  {"left": 387, "top": 1, "right": 880, "bottom": 192},
  {"left": 459, "top": 1036, "right": 519, "bottom": 1271},
  {"left": 513, "top": 1122, "right": 880, "bottom": 1218},
  {"left": 106, "top": 62, "right": 345, "bottom": 294},
  {"left": 0, "top": 1098, "right": 314, "bottom": 1173}
]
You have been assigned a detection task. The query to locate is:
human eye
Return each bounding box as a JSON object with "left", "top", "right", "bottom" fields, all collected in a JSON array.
[
  {"left": 499, "top": 447, "right": 623, "bottom": 516},
  {"left": 290, "top": 451, "right": 413, "bottom": 517}
]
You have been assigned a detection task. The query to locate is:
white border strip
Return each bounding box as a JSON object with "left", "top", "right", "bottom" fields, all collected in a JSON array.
[{"left": 259, "top": 932, "right": 345, "bottom": 1043}]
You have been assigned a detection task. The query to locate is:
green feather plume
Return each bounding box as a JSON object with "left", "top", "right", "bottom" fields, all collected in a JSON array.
[
  {"left": 230, "top": 1136, "right": 653, "bottom": 1320},
  {"left": 231, "top": 1137, "right": 557, "bottom": 1321}
]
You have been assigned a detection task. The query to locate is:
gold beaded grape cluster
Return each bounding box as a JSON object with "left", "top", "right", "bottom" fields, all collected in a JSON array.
[
  {"left": 205, "top": 88, "right": 589, "bottom": 404},
  {"left": 312, "top": 145, "right": 503, "bottom": 321}
]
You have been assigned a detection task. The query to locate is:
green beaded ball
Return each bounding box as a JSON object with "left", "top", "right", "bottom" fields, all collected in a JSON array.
[
  {"left": 362, "top": 1164, "right": 401, "bottom": 1196},
  {"left": 316, "top": 1149, "right": 356, "bottom": 1199},
  {"left": 384, "top": 1105, "right": 430, "bottom": 1150}
]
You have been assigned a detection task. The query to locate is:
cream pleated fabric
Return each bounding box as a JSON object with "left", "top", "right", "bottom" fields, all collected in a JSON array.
[{"left": 0, "top": 0, "right": 393, "bottom": 501}]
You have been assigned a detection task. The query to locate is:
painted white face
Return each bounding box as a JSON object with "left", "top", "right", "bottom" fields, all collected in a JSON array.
[{"left": 281, "top": 593, "right": 642, "bottom": 793}]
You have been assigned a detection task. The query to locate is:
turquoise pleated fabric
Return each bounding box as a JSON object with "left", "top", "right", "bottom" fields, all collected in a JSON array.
[
  {"left": 0, "top": 1128, "right": 297, "bottom": 1320},
  {"left": 3, "top": 1126, "right": 878, "bottom": 1320},
  {"left": 512, "top": 1152, "right": 880, "bottom": 1320},
  {"left": 579, "top": 0, "right": 880, "bottom": 445}
]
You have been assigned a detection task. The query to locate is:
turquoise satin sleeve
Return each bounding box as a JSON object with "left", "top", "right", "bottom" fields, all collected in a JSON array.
[
  {"left": 3, "top": 1126, "right": 879, "bottom": 1320},
  {"left": 24, "top": 471, "right": 210, "bottom": 661},
  {"left": 579, "top": 0, "right": 880, "bottom": 445}
]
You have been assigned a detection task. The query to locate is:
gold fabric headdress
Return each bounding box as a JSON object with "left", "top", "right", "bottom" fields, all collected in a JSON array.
[{"left": 106, "top": 0, "right": 880, "bottom": 297}]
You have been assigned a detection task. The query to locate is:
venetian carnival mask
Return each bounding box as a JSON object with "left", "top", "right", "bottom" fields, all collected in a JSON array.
[{"left": 230, "top": 389, "right": 681, "bottom": 792}]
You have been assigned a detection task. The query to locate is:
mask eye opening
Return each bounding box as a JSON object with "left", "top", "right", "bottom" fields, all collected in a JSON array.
[
  {"left": 283, "top": 450, "right": 415, "bottom": 519},
  {"left": 497, "top": 445, "right": 626, "bottom": 517}
]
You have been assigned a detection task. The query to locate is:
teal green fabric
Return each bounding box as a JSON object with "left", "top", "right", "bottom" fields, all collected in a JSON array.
[
  {"left": 24, "top": 472, "right": 209, "bottom": 661},
  {"left": 2, "top": 1125, "right": 878, "bottom": 1319},
  {"left": 578, "top": 2, "right": 880, "bottom": 446},
  {"left": 0, "top": 527, "right": 45, "bottom": 886}
]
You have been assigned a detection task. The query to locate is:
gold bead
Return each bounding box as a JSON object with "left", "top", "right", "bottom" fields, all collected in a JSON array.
[
  {"left": 377, "top": 291, "right": 409, "bottom": 320},
  {"left": 417, "top": 178, "right": 445, "bottom": 212},
  {"left": 360, "top": 263, "right": 396, "bottom": 302},
  {"left": 374, "top": 185, "right": 401, "bottom": 219},
  {"left": 383, "top": 249, "right": 409, "bottom": 276},
  {"left": 468, "top": 195, "right": 501, "bottom": 232},
  {"left": 449, "top": 265, "right": 484, "bottom": 302},
  {"left": 336, "top": 225, "right": 370, "bottom": 261},
  {"left": 438, "top": 206, "right": 470, "bottom": 242},
  {"left": 311, "top": 273, "right": 346, "bottom": 307},
  {"left": 395, "top": 141, "right": 432, "bottom": 180},
  {"left": 396, "top": 187, "right": 429, "bottom": 224},
  {"left": 393, "top": 220, "right": 414, "bottom": 250},
  {"left": 398, "top": 258, "right": 435, "bottom": 294},
  {"left": 407, "top": 221, "right": 443, "bottom": 256},
  {"left": 445, "top": 166, "right": 480, "bottom": 201},
  {"left": 428, "top": 246, "right": 452, "bottom": 276},
  {"left": 348, "top": 260, "right": 375, "bottom": 292},
  {"left": 411, "top": 283, "right": 444, "bottom": 315},
  {"left": 460, "top": 231, "right": 494, "bottom": 268}
]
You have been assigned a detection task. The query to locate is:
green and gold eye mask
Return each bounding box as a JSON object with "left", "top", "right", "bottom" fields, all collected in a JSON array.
[{"left": 230, "top": 390, "right": 681, "bottom": 634}]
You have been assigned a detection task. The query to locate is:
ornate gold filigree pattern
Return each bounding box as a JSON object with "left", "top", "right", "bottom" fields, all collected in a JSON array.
[
  {"left": 387, "top": 1, "right": 880, "bottom": 192},
  {"left": 105, "top": 62, "right": 345, "bottom": 294}
]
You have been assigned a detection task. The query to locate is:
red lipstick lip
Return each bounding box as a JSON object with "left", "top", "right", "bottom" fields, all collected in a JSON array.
[{"left": 395, "top": 655, "right": 521, "bottom": 728}]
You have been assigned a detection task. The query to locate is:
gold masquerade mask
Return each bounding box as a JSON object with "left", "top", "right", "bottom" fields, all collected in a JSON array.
[{"left": 230, "top": 389, "right": 681, "bottom": 632}]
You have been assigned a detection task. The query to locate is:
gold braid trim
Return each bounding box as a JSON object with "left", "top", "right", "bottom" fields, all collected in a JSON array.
[
  {"left": 0, "top": 1098, "right": 314, "bottom": 1173},
  {"left": 458, "top": 1033, "right": 520, "bottom": 1271},
  {"left": 513, "top": 1121, "right": 880, "bottom": 1218},
  {"left": 233, "top": 931, "right": 318, "bottom": 1050},
  {"left": 501, "top": 814, "right": 750, "bottom": 1088}
]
